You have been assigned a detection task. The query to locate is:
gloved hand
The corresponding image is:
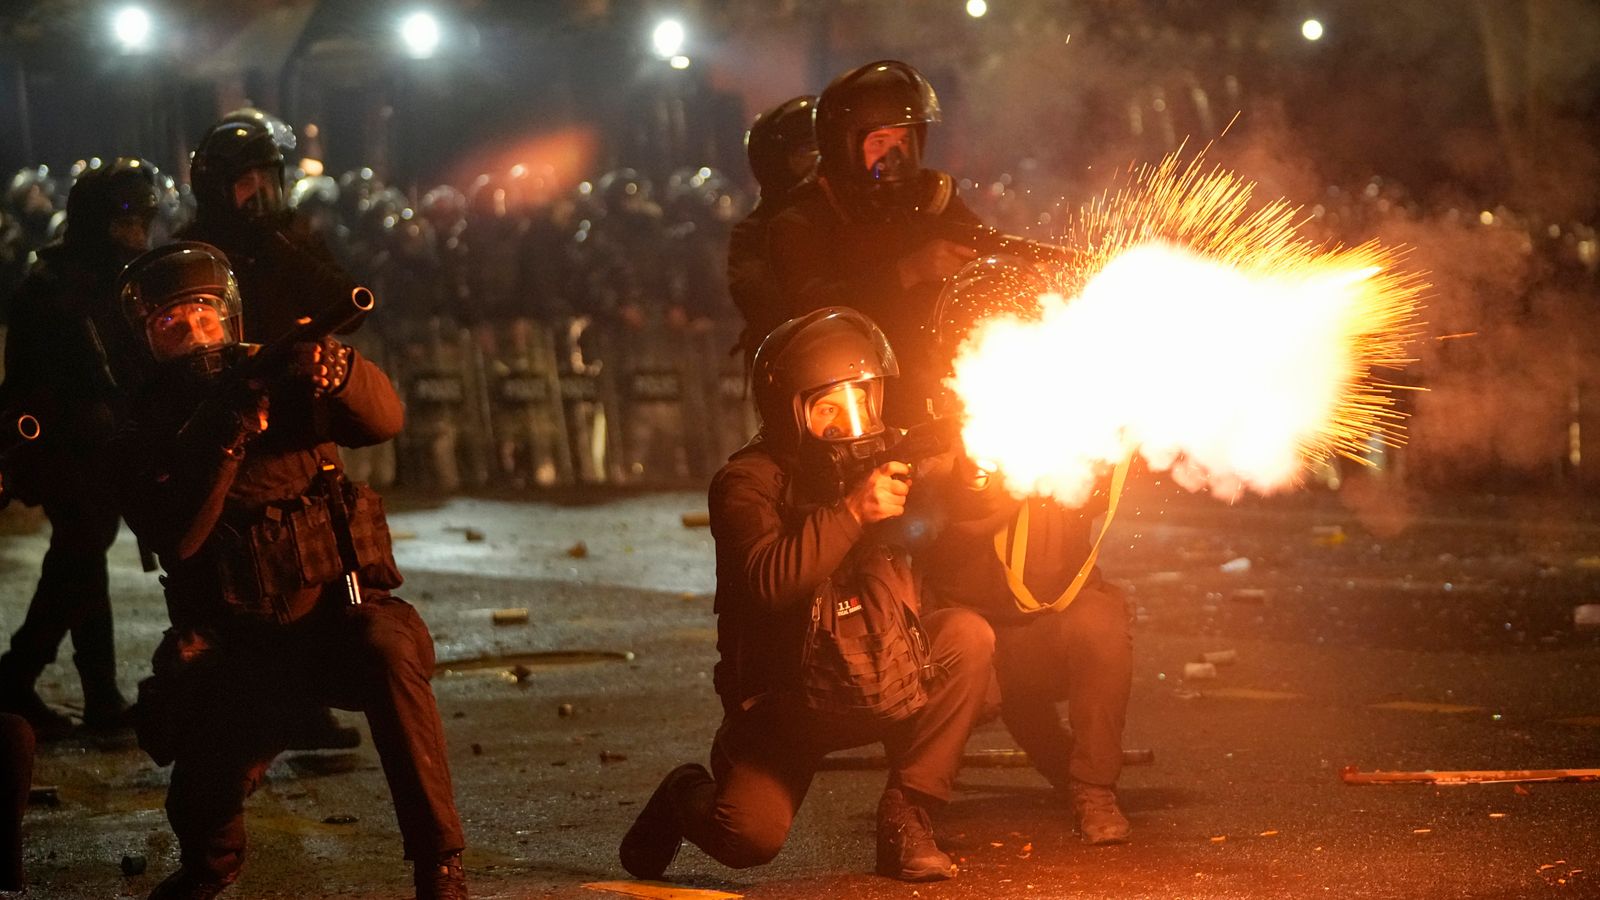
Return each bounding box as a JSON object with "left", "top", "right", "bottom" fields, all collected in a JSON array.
[
  {"left": 208, "top": 380, "right": 270, "bottom": 458},
  {"left": 290, "top": 338, "right": 353, "bottom": 396},
  {"left": 897, "top": 238, "right": 977, "bottom": 289}
]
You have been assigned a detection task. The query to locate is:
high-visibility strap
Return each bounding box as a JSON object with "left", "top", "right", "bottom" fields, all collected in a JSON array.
[{"left": 993, "top": 454, "right": 1132, "bottom": 614}]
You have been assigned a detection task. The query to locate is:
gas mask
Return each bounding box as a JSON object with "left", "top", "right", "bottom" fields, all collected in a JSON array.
[{"left": 795, "top": 378, "right": 890, "bottom": 498}]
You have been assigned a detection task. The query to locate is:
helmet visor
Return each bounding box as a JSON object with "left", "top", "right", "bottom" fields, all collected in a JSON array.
[
  {"left": 232, "top": 166, "right": 286, "bottom": 218},
  {"left": 802, "top": 379, "right": 885, "bottom": 441},
  {"left": 145, "top": 296, "right": 237, "bottom": 362},
  {"left": 120, "top": 243, "right": 242, "bottom": 362}
]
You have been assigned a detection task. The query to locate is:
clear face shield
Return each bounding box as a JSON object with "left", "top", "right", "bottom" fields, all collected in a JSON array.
[
  {"left": 231, "top": 166, "right": 287, "bottom": 220},
  {"left": 802, "top": 379, "right": 886, "bottom": 442},
  {"left": 145, "top": 297, "right": 237, "bottom": 363},
  {"left": 120, "top": 244, "right": 243, "bottom": 370}
]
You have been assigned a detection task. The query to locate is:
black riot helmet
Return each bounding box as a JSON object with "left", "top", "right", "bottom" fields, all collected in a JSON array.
[
  {"left": 932, "top": 253, "right": 1052, "bottom": 354},
  {"left": 117, "top": 241, "right": 244, "bottom": 376},
  {"left": 6, "top": 166, "right": 59, "bottom": 238},
  {"left": 816, "top": 61, "right": 940, "bottom": 192},
  {"left": 595, "top": 168, "right": 654, "bottom": 215},
  {"left": 337, "top": 167, "right": 381, "bottom": 222},
  {"left": 751, "top": 307, "right": 898, "bottom": 486},
  {"left": 190, "top": 109, "right": 297, "bottom": 226},
  {"left": 63, "top": 157, "right": 162, "bottom": 260},
  {"left": 6, "top": 166, "right": 58, "bottom": 216},
  {"left": 745, "top": 95, "right": 818, "bottom": 199},
  {"left": 664, "top": 166, "right": 744, "bottom": 226},
  {"left": 420, "top": 184, "right": 467, "bottom": 233},
  {"left": 289, "top": 174, "right": 340, "bottom": 215}
]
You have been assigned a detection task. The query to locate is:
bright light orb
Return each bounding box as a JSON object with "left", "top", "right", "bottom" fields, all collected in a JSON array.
[
  {"left": 966, "top": 0, "right": 989, "bottom": 17},
  {"left": 113, "top": 5, "right": 152, "bottom": 51},
  {"left": 400, "top": 10, "right": 442, "bottom": 58},
  {"left": 669, "top": 55, "right": 691, "bottom": 70},
  {"left": 1301, "top": 18, "right": 1324, "bottom": 41},
  {"left": 653, "top": 19, "right": 686, "bottom": 58}
]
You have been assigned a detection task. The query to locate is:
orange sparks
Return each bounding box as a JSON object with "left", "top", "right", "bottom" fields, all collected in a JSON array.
[{"left": 944, "top": 155, "right": 1427, "bottom": 504}]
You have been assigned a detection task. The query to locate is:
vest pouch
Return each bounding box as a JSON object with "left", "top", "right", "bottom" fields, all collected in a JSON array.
[
  {"left": 287, "top": 497, "right": 343, "bottom": 588},
  {"left": 211, "top": 522, "right": 273, "bottom": 620},
  {"left": 343, "top": 480, "right": 404, "bottom": 590},
  {"left": 796, "top": 544, "right": 929, "bottom": 728}
]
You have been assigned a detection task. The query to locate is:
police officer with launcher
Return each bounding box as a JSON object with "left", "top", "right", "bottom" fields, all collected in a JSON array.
[
  {"left": 112, "top": 243, "right": 466, "bottom": 900},
  {"left": 619, "top": 307, "right": 995, "bottom": 883}
]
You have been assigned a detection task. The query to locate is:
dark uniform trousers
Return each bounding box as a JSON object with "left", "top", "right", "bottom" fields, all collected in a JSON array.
[
  {"left": 165, "top": 595, "right": 463, "bottom": 883},
  {"left": 987, "top": 583, "right": 1133, "bottom": 789},
  {"left": 0, "top": 489, "right": 123, "bottom": 693},
  {"left": 678, "top": 607, "right": 994, "bottom": 868},
  {"left": 0, "top": 713, "right": 32, "bottom": 890}
]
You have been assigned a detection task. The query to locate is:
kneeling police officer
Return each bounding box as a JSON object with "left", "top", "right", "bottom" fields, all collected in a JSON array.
[
  {"left": 111, "top": 243, "right": 466, "bottom": 900},
  {"left": 620, "top": 307, "right": 994, "bottom": 882}
]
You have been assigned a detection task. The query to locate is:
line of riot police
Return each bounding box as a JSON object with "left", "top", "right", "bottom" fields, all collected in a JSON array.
[{"left": 273, "top": 163, "right": 757, "bottom": 493}]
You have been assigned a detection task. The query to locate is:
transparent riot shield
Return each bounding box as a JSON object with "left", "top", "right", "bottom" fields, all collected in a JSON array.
[
  {"left": 487, "top": 318, "right": 574, "bottom": 488},
  {"left": 557, "top": 315, "right": 615, "bottom": 484},
  {"left": 618, "top": 314, "right": 692, "bottom": 485},
  {"left": 398, "top": 318, "right": 475, "bottom": 493}
]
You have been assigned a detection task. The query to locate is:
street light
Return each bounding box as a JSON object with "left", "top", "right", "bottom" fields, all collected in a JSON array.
[
  {"left": 652, "top": 19, "right": 686, "bottom": 59},
  {"left": 112, "top": 5, "right": 153, "bottom": 53},
  {"left": 966, "top": 0, "right": 989, "bottom": 18},
  {"left": 1301, "top": 18, "right": 1324, "bottom": 41},
  {"left": 400, "top": 10, "right": 442, "bottom": 59}
]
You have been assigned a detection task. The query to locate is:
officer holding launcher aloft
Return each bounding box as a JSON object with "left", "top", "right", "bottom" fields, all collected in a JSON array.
[{"left": 110, "top": 243, "right": 466, "bottom": 900}]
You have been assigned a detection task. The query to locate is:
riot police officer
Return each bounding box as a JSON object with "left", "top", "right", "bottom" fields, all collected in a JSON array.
[
  {"left": 177, "top": 108, "right": 366, "bottom": 748},
  {"left": 729, "top": 95, "right": 818, "bottom": 367},
  {"left": 768, "top": 62, "right": 983, "bottom": 426},
  {"left": 921, "top": 256, "right": 1136, "bottom": 846},
  {"left": 0, "top": 157, "right": 161, "bottom": 737},
  {"left": 179, "top": 108, "right": 362, "bottom": 345},
  {"left": 619, "top": 308, "right": 994, "bottom": 883},
  {"left": 665, "top": 166, "right": 750, "bottom": 471},
  {"left": 112, "top": 242, "right": 467, "bottom": 900},
  {"left": 1, "top": 167, "right": 61, "bottom": 308},
  {"left": 3, "top": 167, "right": 59, "bottom": 258}
]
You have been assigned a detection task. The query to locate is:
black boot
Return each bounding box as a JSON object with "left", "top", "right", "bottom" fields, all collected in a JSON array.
[
  {"left": 78, "top": 660, "right": 133, "bottom": 734},
  {"left": 283, "top": 706, "right": 361, "bottom": 751},
  {"left": 619, "top": 763, "right": 711, "bottom": 880},
  {"left": 0, "top": 658, "right": 73, "bottom": 742},
  {"left": 414, "top": 850, "right": 468, "bottom": 900},
  {"left": 147, "top": 868, "right": 231, "bottom": 900},
  {"left": 875, "top": 789, "right": 955, "bottom": 882}
]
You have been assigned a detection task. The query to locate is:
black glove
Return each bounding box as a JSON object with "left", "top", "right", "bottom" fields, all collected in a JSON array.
[
  {"left": 290, "top": 338, "right": 353, "bottom": 396},
  {"left": 185, "top": 378, "right": 269, "bottom": 459}
]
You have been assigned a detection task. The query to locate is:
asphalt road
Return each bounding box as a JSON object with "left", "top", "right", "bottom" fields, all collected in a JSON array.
[{"left": 6, "top": 474, "right": 1600, "bottom": 899}]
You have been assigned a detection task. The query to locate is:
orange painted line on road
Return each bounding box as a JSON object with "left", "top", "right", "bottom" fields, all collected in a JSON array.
[
  {"left": 584, "top": 882, "right": 743, "bottom": 900},
  {"left": 1204, "top": 688, "right": 1305, "bottom": 701},
  {"left": 1369, "top": 701, "right": 1483, "bottom": 714}
]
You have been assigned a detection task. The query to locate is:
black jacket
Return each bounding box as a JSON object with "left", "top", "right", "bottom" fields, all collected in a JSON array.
[
  {"left": 709, "top": 442, "right": 864, "bottom": 711},
  {"left": 0, "top": 244, "right": 136, "bottom": 503},
  {"left": 116, "top": 353, "right": 403, "bottom": 629}
]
